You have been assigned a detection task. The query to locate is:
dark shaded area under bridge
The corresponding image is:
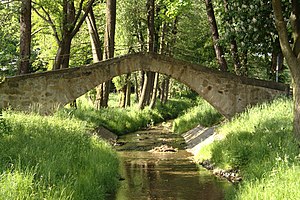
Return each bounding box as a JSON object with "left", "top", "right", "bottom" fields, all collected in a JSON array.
[{"left": 0, "top": 52, "right": 289, "bottom": 118}]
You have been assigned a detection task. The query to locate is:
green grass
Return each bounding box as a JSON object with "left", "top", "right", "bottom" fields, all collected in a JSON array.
[
  {"left": 195, "top": 97, "right": 300, "bottom": 199},
  {"left": 172, "top": 97, "right": 223, "bottom": 134},
  {"left": 0, "top": 111, "right": 119, "bottom": 200},
  {"left": 61, "top": 96, "right": 195, "bottom": 135}
]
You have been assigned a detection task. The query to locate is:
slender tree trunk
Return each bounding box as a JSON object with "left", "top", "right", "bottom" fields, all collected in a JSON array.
[
  {"left": 19, "top": 0, "right": 31, "bottom": 75},
  {"left": 138, "top": 0, "right": 155, "bottom": 109},
  {"left": 125, "top": 73, "right": 131, "bottom": 108},
  {"left": 163, "top": 76, "right": 170, "bottom": 104},
  {"left": 138, "top": 72, "right": 150, "bottom": 109},
  {"left": 205, "top": 0, "right": 228, "bottom": 71},
  {"left": 134, "top": 72, "right": 140, "bottom": 102},
  {"left": 86, "top": 8, "right": 104, "bottom": 109},
  {"left": 119, "top": 86, "right": 126, "bottom": 108},
  {"left": 223, "top": 0, "right": 241, "bottom": 75},
  {"left": 240, "top": 50, "right": 248, "bottom": 76},
  {"left": 230, "top": 39, "right": 242, "bottom": 75},
  {"left": 98, "top": 0, "right": 116, "bottom": 108},
  {"left": 149, "top": 72, "right": 159, "bottom": 109},
  {"left": 86, "top": 8, "right": 103, "bottom": 62}
]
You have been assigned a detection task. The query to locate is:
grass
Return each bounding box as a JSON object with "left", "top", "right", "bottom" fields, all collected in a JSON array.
[
  {"left": 195, "top": 97, "right": 300, "bottom": 199},
  {"left": 61, "top": 94, "right": 195, "bottom": 135},
  {"left": 172, "top": 97, "right": 223, "bottom": 134},
  {"left": 0, "top": 111, "right": 119, "bottom": 200},
  {"left": 0, "top": 93, "right": 205, "bottom": 199}
]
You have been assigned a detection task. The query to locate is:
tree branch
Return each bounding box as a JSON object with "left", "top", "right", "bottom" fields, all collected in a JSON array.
[
  {"left": 73, "top": 0, "right": 85, "bottom": 26},
  {"left": 32, "top": 2, "right": 61, "bottom": 44},
  {"left": 272, "top": 0, "right": 300, "bottom": 80},
  {"left": 71, "top": 0, "right": 95, "bottom": 38},
  {"left": 291, "top": 0, "right": 300, "bottom": 61}
]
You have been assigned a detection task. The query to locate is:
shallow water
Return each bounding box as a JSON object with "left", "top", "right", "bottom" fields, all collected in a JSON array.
[{"left": 109, "top": 123, "right": 231, "bottom": 200}]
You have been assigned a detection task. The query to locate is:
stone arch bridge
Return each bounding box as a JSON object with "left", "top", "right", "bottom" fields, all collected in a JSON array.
[{"left": 0, "top": 53, "right": 289, "bottom": 118}]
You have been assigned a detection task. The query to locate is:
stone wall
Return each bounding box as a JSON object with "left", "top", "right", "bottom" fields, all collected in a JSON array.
[{"left": 0, "top": 53, "right": 289, "bottom": 117}]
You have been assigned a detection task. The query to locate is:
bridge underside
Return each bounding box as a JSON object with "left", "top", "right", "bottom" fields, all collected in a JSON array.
[{"left": 0, "top": 53, "right": 289, "bottom": 118}]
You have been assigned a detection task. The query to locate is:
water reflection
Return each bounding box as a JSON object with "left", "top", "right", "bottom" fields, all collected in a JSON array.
[{"left": 109, "top": 125, "right": 230, "bottom": 200}]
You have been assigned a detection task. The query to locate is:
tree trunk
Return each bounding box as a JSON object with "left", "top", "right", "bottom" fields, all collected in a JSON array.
[
  {"left": 134, "top": 72, "right": 139, "bottom": 102},
  {"left": 147, "top": 0, "right": 155, "bottom": 52},
  {"left": 53, "top": 35, "right": 72, "bottom": 70},
  {"left": 138, "top": 72, "right": 150, "bottom": 109},
  {"left": 98, "top": 0, "right": 116, "bottom": 108},
  {"left": 205, "top": 0, "right": 228, "bottom": 71},
  {"left": 119, "top": 86, "right": 126, "bottom": 108},
  {"left": 19, "top": 0, "right": 31, "bottom": 75},
  {"left": 272, "top": 0, "right": 300, "bottom": 140},
  {"left": 86, "top": 8, "right": 103, "bottom": 62},
  {"left": 230, "top": 39, "right": 242, "bottom": 75},
  {"left": 149, "top": 72, "right": 159, "bottom": 109},
  {"left": 86, "top": 8, "right": 105, "bottom": 109},
  {"left": 53, "top": 0, "right": 75, "bottom": 70},
  {"left": 223, "top": 0, "right": 241, "bottom": 75},
  {"left": 138, "top": 0, "right": 155, "bottom": 109},
  {"left": 125, "top": 73, "right": 131, "bottom": 108}
]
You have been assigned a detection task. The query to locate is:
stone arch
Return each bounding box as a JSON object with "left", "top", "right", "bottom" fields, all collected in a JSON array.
[{"left": 0, "top": 53, "right": 289, "bottom": 117}]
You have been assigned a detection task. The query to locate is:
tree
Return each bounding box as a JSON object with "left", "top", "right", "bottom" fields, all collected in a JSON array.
[
  {"left": 204, "top": 0, "right": 228, "bottom": 71},
  {"left": 214, "top": 0, "right": 286, "bottom": 79},
  {"left": 96, "top": 0, "right": 116, "bottom": 108},
  {"left": 19, "top": 0, "right": 32, "bottom": 74},
  {"left": 272, "top": 0, "right": 300, "bottom": 140},
  {"left": 33, "top": 0, "right": 95, "bottom": 69},
  {"left": 0, "top": 2, "right": 19, "bottom": 77},
  {"left": 222, "top": 0, "right": 241, "bottom": 75},
  {"left": 86, "top": 7, "right": 103, "bottom": 63},
  {"left": 138, "top": 0, "right": 156, "bottom": 110}
]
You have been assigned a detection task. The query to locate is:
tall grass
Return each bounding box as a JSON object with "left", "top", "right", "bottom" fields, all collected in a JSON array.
[
  {"left": 61, "top": 96, "right": 195, "bottom": 135},
  {"left": 172, "top": 97, "right": 223, "bottom": 134},
  {"left": 0, "top": 111, "right": 119, "bottom": 199},
  {"left": 195, "top": 97, "right": 300, "bottom": 199}
]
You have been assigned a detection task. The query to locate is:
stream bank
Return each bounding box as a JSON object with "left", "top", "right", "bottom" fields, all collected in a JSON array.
[{"left": 183, "top": 125, "right": 242, "bottom": 183}]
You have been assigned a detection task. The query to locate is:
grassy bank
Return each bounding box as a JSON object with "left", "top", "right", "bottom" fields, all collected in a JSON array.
[
  {"left": 195, "top": 98, "right": 300, "bottom": 199},
  {"left": 172, "top": 97, "right": 223, "bottom": 134},
  {"left": 61, "top": 96, "right": 195, "bottom": 135},
  {"left": 0, "top": 111, "right": 119, "bottom": 199}
]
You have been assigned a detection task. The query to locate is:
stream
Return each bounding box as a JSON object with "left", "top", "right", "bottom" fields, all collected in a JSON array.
[{"left": 109, "top": 122, "right": 232, "bottom": 200}]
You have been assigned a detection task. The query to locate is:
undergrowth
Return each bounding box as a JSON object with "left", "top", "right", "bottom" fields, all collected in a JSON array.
[
  {"left": 195, "top": 97, "right": 300, "bottom": 199},
  {"left": 0, "top": 111, "right": 119, "bottom": 199},
  {"left": 60, "top": 97, "right": 194, "bottom": 135},
  {"left": 172, "top": 97, "right": 223, "bottom": 134}
]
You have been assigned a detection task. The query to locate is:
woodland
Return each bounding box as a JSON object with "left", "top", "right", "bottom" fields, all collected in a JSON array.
[
  {"left": 1, "top": 0, "right": 300, "bottom": 199},
  {"left": 1, "top": 0, "right": 295, "bottom": 106}
]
